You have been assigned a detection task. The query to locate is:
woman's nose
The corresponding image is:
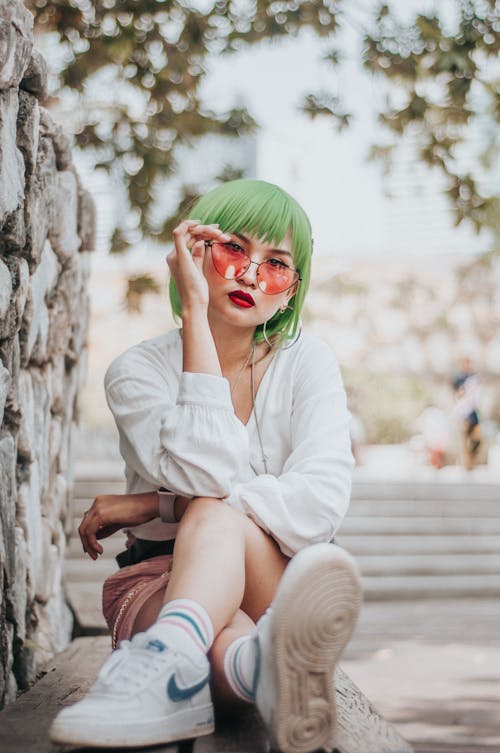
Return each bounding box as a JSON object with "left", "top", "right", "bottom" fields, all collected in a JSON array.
[{"left": 236, "top": 259, "right": 258, "bottom": 286}]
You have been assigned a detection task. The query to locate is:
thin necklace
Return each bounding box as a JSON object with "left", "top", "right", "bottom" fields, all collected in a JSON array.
[
  {"left": 230, "top": 342, "right": 255, "bottom": 397},
  {"left": 251, "top": 341, "right": 272, "bottom": 475}
]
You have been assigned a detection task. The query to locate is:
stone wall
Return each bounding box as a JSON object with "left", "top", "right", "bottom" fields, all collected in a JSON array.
[{"left": 0, "top": 0, "right": 95, "bottom": 708}]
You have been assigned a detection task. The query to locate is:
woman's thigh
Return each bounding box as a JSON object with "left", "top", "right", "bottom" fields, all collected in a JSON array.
[{"left": 132, "top": 507, "right": 289, "bottom": 634}]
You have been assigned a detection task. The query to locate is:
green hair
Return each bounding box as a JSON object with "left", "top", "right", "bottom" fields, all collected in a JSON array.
[{"left": 169, "top": 178, "right": 313, "bottom": 346}]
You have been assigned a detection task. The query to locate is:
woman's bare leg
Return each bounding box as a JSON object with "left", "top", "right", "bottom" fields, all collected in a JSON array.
[
  {"left": 164, "top": 497, "right": 287, "bottom": 630},
  {"left": 132, "top": 497, "right": 289, "bottom": 701},
  {"left": 209, "top": 609, "right": 256, "bottom": 707}
]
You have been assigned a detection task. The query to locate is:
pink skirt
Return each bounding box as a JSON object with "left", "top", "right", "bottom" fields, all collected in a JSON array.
[{"left": 102, "top": 554, "right": 174, "bottom": 649}]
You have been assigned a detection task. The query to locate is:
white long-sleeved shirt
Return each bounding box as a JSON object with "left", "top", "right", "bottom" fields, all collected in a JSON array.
[{"left": 104, "top": 328, "right": 354, "bottom": 557}]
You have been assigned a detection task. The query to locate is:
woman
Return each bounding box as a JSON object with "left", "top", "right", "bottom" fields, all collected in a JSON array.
[{"left": 50, "top": 179, "right": 362, "bottom": 752}]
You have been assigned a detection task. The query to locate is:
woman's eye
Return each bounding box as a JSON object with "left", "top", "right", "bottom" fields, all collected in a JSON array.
[
  {"left": 225, "top": 242, "right": 245, "bottom": 253},
  {"left": 267, "top": 258, "right": 290, "bottom": 269}
]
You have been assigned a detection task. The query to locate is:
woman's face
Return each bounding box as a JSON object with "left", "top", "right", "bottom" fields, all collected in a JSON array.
[{"left": 202, "top": 229, "right": 298, "bottom": 330}]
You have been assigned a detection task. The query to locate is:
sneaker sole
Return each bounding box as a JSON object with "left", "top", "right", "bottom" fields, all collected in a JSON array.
[
  {"left": 49, "top": 703, "right": 214, "bottom": 748},
  {"left": 271, "top": 544, "right": 362, "bottom": 753}
]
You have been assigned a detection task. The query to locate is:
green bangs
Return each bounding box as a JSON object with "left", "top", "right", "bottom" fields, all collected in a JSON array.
[{"left": 168, "top": 179, "right": 313, "bottom": 346}]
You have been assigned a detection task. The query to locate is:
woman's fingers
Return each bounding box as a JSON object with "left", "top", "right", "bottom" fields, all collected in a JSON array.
[
  {"left": 190, "top": 240, "right": 205, "bottom": 271},
  {"left": 78, "top": 504, "right": 105, "bottom": 560},
  {"left": 168, "top": 221, "right": 230, "bottom": 267},
  {"left": 78, "top": 493, "right": 160, "bottom": 560}
]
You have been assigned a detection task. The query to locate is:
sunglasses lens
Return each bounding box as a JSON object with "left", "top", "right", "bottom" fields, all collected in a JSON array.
[
  {"left": 210, "top": 242, "right": 298, "bottom": 294},
  {"left": 258, "top": 262, "right": 297, "bottom": 294},
  {"left": 211, "top": 243, "right": 249, "bottom": 279}
]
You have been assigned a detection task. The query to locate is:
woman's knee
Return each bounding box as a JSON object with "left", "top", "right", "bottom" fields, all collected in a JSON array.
[{"left": 178, "top": 496, "right": 246, "bottom": 537}]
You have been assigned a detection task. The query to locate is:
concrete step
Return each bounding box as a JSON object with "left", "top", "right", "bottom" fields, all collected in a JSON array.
[
  {"left": 65, "top": 582, "right": 108, "bottom": 633},
  {"left": 67, "top": 534, "right": 125, "bottom": 560},
  {"left": 362, "top": 573, "right": 500, "bottom": 600},
  {"left": 73, "top": 479, "right": 126, "bottom": 498},
  {"left": 63, "top": 557, "right": 118, "bottom": 583},
  {"left": 337, "top": 534, "right": 500, "bottom": 555},
  {"left": 340, "top": 517, "right": 500, "bottom": 535},
  {"left": 0, "top": 635, "right": 414, "bottom": 753},
  {"left": 75, "top": 460, "right": 124, "bottom": 481},
  {"left": 73, "top": 466, "right": 500, "bottom": 503},
  {"left": 351, "top": 481, "right": 500, "bottom": 502},
  {"left": 348, "top": 498, "right": 500, "bottom": 518},
  {"left": 356, "top": 553, "right": 500, "bottom": 576},
  {"left": 68, "top": 512, "right": 500, "bottom": 539},
  {"left": 69, "top": 496, "right": 500, "bottom": 524},
  {"left": 65, "top": 570, "right": 500, "bottom": 623},
  {"left": 67, "top": 533, "right": 500, "bottom": 581}
]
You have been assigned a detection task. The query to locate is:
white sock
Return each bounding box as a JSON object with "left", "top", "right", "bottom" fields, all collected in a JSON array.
[
  {"left": 147, "top": 598, "right": 214, "bottom": 656},
  {"left": 223, "top": 634, "right": 258, "bottom": 703}
]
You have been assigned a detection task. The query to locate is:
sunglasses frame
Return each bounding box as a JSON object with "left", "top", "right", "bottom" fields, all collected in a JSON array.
[{"left": 205, "top": 240, "right": 302, "bottom": 295}]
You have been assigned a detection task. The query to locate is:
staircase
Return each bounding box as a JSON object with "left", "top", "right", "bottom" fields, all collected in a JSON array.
[
  {"left": 339, "top": 480, "right": 500, "bottom": 600},
  {"left": 64, "top": 464, "right": 500, "bottom": 632}
]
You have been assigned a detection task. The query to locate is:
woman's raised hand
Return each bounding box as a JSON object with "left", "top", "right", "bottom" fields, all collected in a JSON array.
[
  {"left": 79, "top": 492, "right": 159, "bottom": 560},
  {"left": 167, "top": 220, "right": 231, "bottom": 311}
]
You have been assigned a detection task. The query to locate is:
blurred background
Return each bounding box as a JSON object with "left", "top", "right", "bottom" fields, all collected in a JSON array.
[{"left": 30, "top": 0, "right": 500, "bottom": 478}]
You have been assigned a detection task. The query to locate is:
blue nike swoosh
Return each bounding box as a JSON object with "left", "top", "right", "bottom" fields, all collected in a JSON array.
[{"left": 167, "top": 672, "right": 209, "bottom": 702}]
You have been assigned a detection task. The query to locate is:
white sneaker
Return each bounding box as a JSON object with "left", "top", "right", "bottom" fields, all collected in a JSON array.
[
  {"left": 253, "top": 543, "right": 362, "bottom": 753},
  {"left": 49, "top": 631, "right": 214, "bottom": 748}
]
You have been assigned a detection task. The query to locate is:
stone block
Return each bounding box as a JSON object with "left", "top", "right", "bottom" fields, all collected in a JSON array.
[
  {"left": 58, "top": 419, "right": 78, "bottom": 487},
  {"left": 0, "top": 0, "right": 33, "bottom": 89},
  {"left": 48, "top": 415, "right": 62, "bottom": 470},
  {"left": 11, "top": 634, "right": 36, "bottom": 692},
  {"left": 29, "top": 299, "right": 50, "bottom": 365},
  {"left": 16, "top": 89, "right": 39, "bottom": 181},
  {"left": 0, "top": 89, "right": 24, "bottom": 226},
  {"left": 0, "top": 432, "right": 16, "bottom": 584},
  {"left": 0, "top": 624, "right": 16, "bottom": 707},
  {"left": 33, "top": 590, "right": 72, "bottom": 660},
  {"left": 0, "top": 203, "right": 26, "bottom": 253},
  {"left": 39, "top": 107, "right": 72, "bottom": 170},
  {"left": 69, "top": 291, "right": 90, "bottom": 356},
  {"left": 19, "top": 240, "right": 60, "bottom": 366},
  {"left": 16, "top": 459, "right": 42, "bottom": 600},
  {"left": 46, "top": 285, "right": 72, "bottom": 359},
  {"left": 20, "top": 48, "right": 47, "bottom": 100},
  {"left": 11, "top": 526, "right": 27, "bottom": 640},
  {"left": 11, "top": 255, "right": 29, "bottom": 323},
  {"left": 0, "top": 363, "right": 9, "bottom": 426},
  {"left": 16, "top": 369, "right": 34, "bottom": 462},
  {"left": 49, "top": 170, "right": 81, "bottom": 260},
  {"left": 35, "top": 520, "right": 55, "bottom": 603},
  {"left": 0, "top": 335, "right": 21, "bottom": 434},
  {"left": 23, "top": 135, "right": 56, "bottom": 272},
  {"left": 42, "top": 472, "right": 66, "bottom": 527},
  {"left": 50, "top": 354, "right": 65, "bottom": 415},
  {"left": 31, "top": 366, "right": 51, "bottom": 493},
  {"left": 0, "top": 256, "right": 29, "bottom": 343},
  {"left": 0, "top": 258, "right": 12, "bottom": 324},
  {"left": 77, "top": 188, "right": 96, "bottom": 252},
  {"left": 79, "top": 249, "right": 92, "bottom": 281}
]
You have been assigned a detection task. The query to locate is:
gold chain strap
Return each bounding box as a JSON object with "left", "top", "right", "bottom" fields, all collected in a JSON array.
[{"left": 111, "top": 572, "right": 168, "bottom": 649}]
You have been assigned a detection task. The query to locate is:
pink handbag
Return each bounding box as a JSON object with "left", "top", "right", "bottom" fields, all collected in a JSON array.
[{"left": 102, "top": 554, "right": 174, "bottom": 649}]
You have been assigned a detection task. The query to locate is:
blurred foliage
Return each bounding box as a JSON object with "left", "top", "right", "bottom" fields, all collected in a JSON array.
[
  {"left": 28, "top": 0, "right": 500, "bottom": 261},
  {"left": 361, "top": 1, "right": 500, "bottom": 238},
  {"left": 125, "top": 273, "right": 161, "bottom": 312},
  {"left": 343, "top": 368, "right": 435, "bottom": 444},
  {"left": 28, "top": 0, "right": 346, "bottom": 254}
]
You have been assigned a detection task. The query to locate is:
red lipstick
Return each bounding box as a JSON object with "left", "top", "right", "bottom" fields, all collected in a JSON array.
[{"left": 228, "top": 291, "right": 255, "bottom": 307}]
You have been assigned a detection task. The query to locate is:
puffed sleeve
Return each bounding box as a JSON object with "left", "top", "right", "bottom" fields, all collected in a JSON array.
[
  {"left": 104, "top": 343, "right": 250, "bottom": 497},
  {"left": 224, "top": 340, "right": 354, "bottom": 557}
]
